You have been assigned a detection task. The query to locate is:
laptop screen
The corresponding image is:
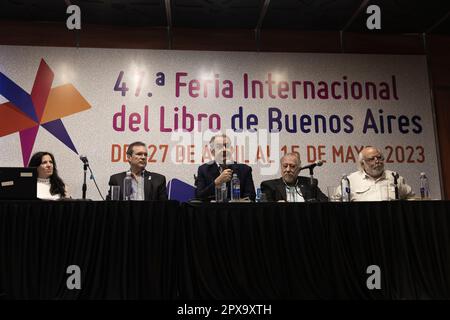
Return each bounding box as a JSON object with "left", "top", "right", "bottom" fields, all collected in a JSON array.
[{"left": 0, "top": 167, "right": 37, "bottom": 200}]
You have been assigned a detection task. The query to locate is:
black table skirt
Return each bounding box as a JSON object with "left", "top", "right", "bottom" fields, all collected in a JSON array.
[
  {"left": 0, "top": 200, "right": 179, "bottom": 299},
  {"left": 1, "top": 200, "right": 450, "bottom": 299},
  {"left": 179, "top": 201, "right": 450, "bottom": 299}
]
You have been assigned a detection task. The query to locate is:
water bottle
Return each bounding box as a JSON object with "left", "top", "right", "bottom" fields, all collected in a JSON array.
[
  {"left": 123, "top": 171, "right": 133, "bottom": 200},
  {"left": 220, "top": 182, "right": 227, "bottom": 201},
  {"left": 215, "top": 182, "right": 227, "bottom": 202},
  {"left": 255, "top": 188, "right": 262, "bottom": 202},
  {"left": 340, "top": 174, "right": 351, "bottom": 202},
  {"left": 231, "top": 173, "right": 240, "bottom": 201},
  {"left": 419, "top": 172, "right": 430, "bottom": 200}
]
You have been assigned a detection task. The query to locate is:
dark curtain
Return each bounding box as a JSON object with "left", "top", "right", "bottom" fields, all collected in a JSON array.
[
  {"left": 178, "top": 201, "right": 450, "bottom": 299},
  {"left": 0, "top": 200, "right": 179, "bottom": 299},
  {"left": 1, "top": 200, "right": 450, "bottom": 299}
]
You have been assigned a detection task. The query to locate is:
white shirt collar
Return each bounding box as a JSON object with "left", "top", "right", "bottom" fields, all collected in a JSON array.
[{"left": 360, "top": 170, "right": 386, "bottom": 182}]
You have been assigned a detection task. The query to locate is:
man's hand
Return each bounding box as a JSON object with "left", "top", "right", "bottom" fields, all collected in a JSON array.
[{"left": 214, "top": 169, "right": 233, "bottom": 186}]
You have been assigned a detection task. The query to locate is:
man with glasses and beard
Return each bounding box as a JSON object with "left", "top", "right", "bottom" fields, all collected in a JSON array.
[
  {"left": 106, "top": 141, "right": 167, "bottom": 200},
  {"left": 346, "top": 146, "right": 414, "bottom": 201}
]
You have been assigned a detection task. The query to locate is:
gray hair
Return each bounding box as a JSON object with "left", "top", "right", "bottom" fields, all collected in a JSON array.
[
  {"left": 209, "top": 134, "right": 231, "bottom": 150},
  {"left": 280, "top": 152, "right": 301, "bottom": 166},
  {"left": 357, "top": 146, "right": 383, "bottom": 171}
]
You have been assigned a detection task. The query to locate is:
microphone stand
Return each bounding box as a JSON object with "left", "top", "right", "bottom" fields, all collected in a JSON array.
[
  {"left": 392, "top": 172, "right": 399, "bottom": 200},
  {"left": 82, "top": 161, "right": 88, "bottom": 200},
  {"left": 79, "top": 156, "right": 104, "bottom": 200},
  {"left": 308, "top": 167, "right": 318, "bottom": 202}
]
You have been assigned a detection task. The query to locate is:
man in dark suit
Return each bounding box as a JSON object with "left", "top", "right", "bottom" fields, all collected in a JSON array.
[
  {"left": 107, "top": 141, "right": 167, "bottom": 200},
  {"left": 261, "top": 152, "right": 327, "bottom": 202},
  {"left": 195, "top": 134, "right": 256, "bottom": 201}
]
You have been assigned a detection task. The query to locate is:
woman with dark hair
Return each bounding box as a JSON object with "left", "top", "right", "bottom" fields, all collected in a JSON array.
[{"left": 28, "top": 151, "right": 70, "bottom": 200}]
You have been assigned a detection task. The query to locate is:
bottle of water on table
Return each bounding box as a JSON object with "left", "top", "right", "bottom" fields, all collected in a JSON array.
[
  {"left": 419, "top": 172, "right": 430, "bottom": 200},
  {"left": 231, "top": 173, "right": 240, "bottom": 201}
]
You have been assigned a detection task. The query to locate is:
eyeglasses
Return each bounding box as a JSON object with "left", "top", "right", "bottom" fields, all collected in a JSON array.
[
  {"left": 214, "top": 143, "right": 229, "bottom": 149},
  {"left": 365, "top": 155, "right": 384, "bottom": 162}
]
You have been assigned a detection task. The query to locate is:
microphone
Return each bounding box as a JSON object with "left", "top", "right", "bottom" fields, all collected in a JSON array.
[
  {"left": 392, "top": 172, "right": 400, "bottom": 200},
  {"left": 300, "top": 160, "right": 324, "bottom": 171},
  {"left": 301, "top": 161, "right": 323, "bottom": 201},
  {"left": 219, "top": 157, "right": 229, "bottom": 172},
  {"left": 78, "top": 154, "right": 105, "bottom": 200},
  {"left": 80, "top": 155, "right": 89, "bottom": 200},
  {"left": 79, "top": 155, "right": 89, "bottom": 164}
]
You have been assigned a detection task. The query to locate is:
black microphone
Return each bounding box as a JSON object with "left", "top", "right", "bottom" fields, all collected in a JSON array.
[
  {"left": 79, "top": 155, "right": 89, "bottom": 164},
  {"left": 221, "top": 151, "right": 229, "bottom": 170},
  {"left": 300, "top": 160, "right": 324, "bottom": 171},
  {"left": 392, "top": 172, "right": 399, "bottom": 200},
  {"left": 219, "top": 158, "right": 229, "bottom": 172}
]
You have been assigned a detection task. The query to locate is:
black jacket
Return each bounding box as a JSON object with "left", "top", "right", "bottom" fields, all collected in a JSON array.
[
  {"left": 195, "top": 161, "right": 256, "bottom": 201},
  {"left": 260, "top": 176, "right": 328, "bottom": 202},
  {"left": 107, "top": 170, "right": 167, "bottom": 200}
]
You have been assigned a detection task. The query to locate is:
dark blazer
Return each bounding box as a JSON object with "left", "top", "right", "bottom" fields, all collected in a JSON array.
[
  {"left": 107, "top": 170, "right": 167, "bottom": 200},
  {"left": 260, "top": 176, "right": 328, "bottom": 202},
  {"left": 195, "top": 161, "right": 256, "bottom": 201}
]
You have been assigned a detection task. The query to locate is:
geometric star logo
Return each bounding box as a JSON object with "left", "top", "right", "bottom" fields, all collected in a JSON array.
[{"left": 0, "top": 59, "right": 91, "bottom": 166}]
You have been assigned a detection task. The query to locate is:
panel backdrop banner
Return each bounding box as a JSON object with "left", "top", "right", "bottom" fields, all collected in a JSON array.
[{"left": 0, "top": 45, "right": 442, "bottom": 200}]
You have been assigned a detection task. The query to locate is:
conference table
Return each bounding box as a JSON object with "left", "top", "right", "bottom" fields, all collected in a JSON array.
[{"left": 0, "top": 200, "right": 449, "bottom": 299}]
